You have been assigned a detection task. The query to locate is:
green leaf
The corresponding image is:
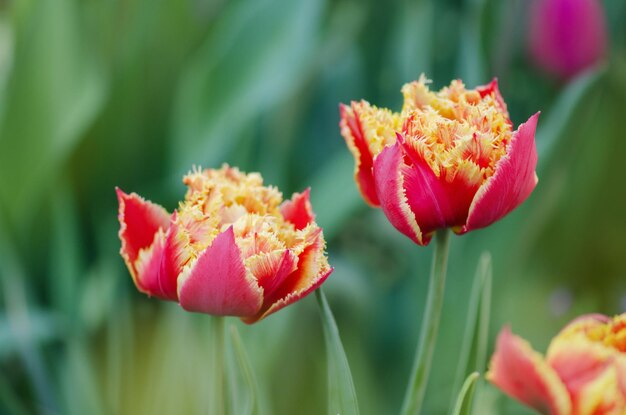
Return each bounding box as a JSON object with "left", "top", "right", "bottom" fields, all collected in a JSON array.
[
  {"left": 60, "top": 340, "right": 105, "bottom": 415},
  {"left": 451, "top": 372, "right": 480, "bottom": 415},
  {"left": 229, "top": 324, "right": 261, "bottom": 415},
  {"left": 387, "top": 0, "right": 434, "bottom": 82},
  {"left": 450, "top": 252, "right": 492, "bottom": 411},
  {"left": 169, "top": 0, "right": 326, "bottom": 172},
  {"left": 210, "top": 316, "right": 226, "bottom": 415},
  {"left": 49, "top": 180, "right": 83, "bottom": 319},
  {"left": 315, "top": 289, "right": 359, "bottom": 415},
  {"left": 0, "top": 373, "right": 29, "bottom": 415},
  {"left": 457, "top": 0, "right": 488, "bottom": 86},
  {"left": 309, "top": 153, "right": 363, "bottom": 240},
  {"left": 536, "top": 66, "right": 606, "bottom": 172},
  {"left": 0, "top": 0, "right": 105, "bottom": 228},
  {"left": 0, "top": 227, "right": 58, "bottom": 411},
  {"left": 0, "top": 311, "right": 62, "bottom": 359}
]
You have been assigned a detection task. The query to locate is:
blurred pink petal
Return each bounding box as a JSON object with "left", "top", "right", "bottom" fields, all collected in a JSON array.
[{"left": 489, "top": 315, "right": 626, "bottom": 413}]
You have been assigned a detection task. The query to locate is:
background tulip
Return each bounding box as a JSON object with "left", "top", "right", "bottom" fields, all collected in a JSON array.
[
  {"left": 488, "top": 314, "right": 626, "bottom": 414},
  {"left": 340, "top": 77, "right": 539, "bottom": 246},
  {"left": 117, "top": 165, "right": 332, "bottom": 324},
  {"left": 528, "top": 0, "right": 608, "bottom": 79}
]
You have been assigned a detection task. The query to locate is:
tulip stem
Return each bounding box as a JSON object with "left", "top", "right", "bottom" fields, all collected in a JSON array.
[
  {"left": 211, "top": 316, "right": 226, "bottom": 415},
  {"left": 400, "top": 229, "right": 451, "bottom": 415}
]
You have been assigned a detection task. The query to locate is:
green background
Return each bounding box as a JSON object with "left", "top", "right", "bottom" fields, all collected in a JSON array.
[{"left": 1, "top": 0, "right": 625, "bottom": 413}]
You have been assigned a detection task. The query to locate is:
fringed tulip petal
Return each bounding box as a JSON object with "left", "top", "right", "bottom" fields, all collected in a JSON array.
[
  {"left": 463, "top": 112, "right": 540, "bottom": 233},
  {"left": 399, "top": 133, "right": 481, "bottom": 236},
  {"left": 339, "top": 101, "right": 401, "bottom": 207},
  {"left": 280, "top": 188, "right": 315, "bottom": 230},
  {"left": 156, "top": 215, "right": 193, "bottom": 301},
  {"left": 178, "top": 227, "right": 263, "bottom": 316},
  {"left": 339, "top": 103, "right": 380, "bottom": 206},
  {"left": 476, "top": 78, "right": 509, "bottom": 117},
  {"left": 246, "top": 249, "right": 298, "bottom": 301},
  {"left": 250, "top": 267, "right": 333, "bottom": 325},
  {"left": 246, "top": 227, "right": 332, "bottom": 324},
  {"left": 116, "top": 188, "right": 170, "bottom": 282},
  {"left": 132, "top": 229, "right": 168, "bottom": 298},
  {"left": 487, "top": 327, "right": 572, "bottom": 415},
  {"left": 373, "top": 142, "right": 425, "bottom": 245}
]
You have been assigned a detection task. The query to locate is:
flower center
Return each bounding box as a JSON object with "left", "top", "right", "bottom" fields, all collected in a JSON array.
[
  {"left": 586, "top": 316, "right": 626, "bottom": 352},
  {"left": 351, "top": 76, "right": 514, "bottom": 188},
  {"left": 175, "top": 165, "right": 300, "bottom": 261},
  {"left": 400, "top": 78, "right": 513, "bottom": 187}
]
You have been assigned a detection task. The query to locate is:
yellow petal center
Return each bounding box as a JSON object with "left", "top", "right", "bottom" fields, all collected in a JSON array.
[
  {"left": 174, "top": 165, "right": 327, "bottom": 275},
  {"left": 353, "top": 75, "right": 514, "bottom": 188}
]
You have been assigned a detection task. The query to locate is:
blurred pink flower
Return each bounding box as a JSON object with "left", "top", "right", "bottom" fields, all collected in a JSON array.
[
  {"left": 528, "top": 0, "right": 608, "bottom": 79},
  {"left": 488, "top": 314, "right": 626, "bottom": 414}
]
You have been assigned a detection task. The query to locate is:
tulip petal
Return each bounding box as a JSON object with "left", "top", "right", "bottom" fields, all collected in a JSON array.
[
  {"left": 339, "top": 102, "right": 380, "bottom": 207},
  {"left": 558, "top": 313, "right": 612, "bottom": 337},
  {"left": 280, "top": 188, "right": 315, "bottom": 230},
  {"left": 398, "top": 133, "right": 480, "bottom": 236},
  {"left": 476, "top": 78, "right": 509, "bottom": 118},
  {"left": 245, "top": 228, "right": 332, "bottom": 323},
  {"left": 616, "top": 357, "right": 626, "bottom": 398},
  {"left": 177, "top": 227, "right": 263, "bottom": 316},
  {"left": 132, "top": 229, "right": 168, "bottom": 297},
  {"left": 372, "top": 141, "right": 425, "bottom": 245},
  {"left": 155, "top": 215, "right": 194, "bottom": 301},
  {"left": 487, "top": 327, "right": 572, "bottom": 415},
  {"left": 463, "top": 113, "right": 539, "bottom": 233},
  {"left": 547, "top": 335, "right": 625, "bottom": 414},
  {"left": 246, "top": 249, "right": 298, "bottom": 300},
  {"left": 116, "top": 188, "right": 170, "bottom": 281}
]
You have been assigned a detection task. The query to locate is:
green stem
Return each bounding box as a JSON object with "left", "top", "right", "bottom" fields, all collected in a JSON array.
[
  {"left": 211, "top": 316, "right": 226, "bottom": 415},
  {"left": 400, "top": 229, "right": 451, "bottom": 415}
]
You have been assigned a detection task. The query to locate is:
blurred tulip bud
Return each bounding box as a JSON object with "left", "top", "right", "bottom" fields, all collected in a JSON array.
[{"left": 528, "top": 0, "right": 608, "bottom": 79}]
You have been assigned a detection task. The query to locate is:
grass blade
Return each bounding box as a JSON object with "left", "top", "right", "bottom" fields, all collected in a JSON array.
[
  {"left": 229, "top": 324, "right": 261, "bottom": 415},
  {"left": 536, "top": 66, "right": 606, "bottom": 170},
  {"left": 315, "top": 289, "right": 359, "bottom": 415},
  {"left": 450, "top": 252, "right": 492, "bottom": 413},
  {"left": 452, "top": 372, "right": 479, "bottom": 415}
]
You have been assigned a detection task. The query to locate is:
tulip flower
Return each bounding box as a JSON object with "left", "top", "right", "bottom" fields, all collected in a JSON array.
[
  {"left": 116, "top": 165, "right": 332, "bottom": 323},
  {"left": 340, "top": 75, "right": 539, "bottom": 246},
  {"left": 488, "top": 314, "right": 626, "bottom": 414},
  {"left": 528, "top": 0, "right": 608, "bottom": 79}
]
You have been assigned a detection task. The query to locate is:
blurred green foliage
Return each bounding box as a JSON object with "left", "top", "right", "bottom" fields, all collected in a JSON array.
[{"left": 0, "top": 0, "right": 625, "bottom": 414}]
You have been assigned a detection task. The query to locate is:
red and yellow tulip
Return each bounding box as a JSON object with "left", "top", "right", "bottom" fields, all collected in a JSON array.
[
  {"left": 340, "top": 76, "right": 539, "bottom": 245},
  {"left": 116, "top": 165, "right": 332, "bottom": 323},
  {"left": 488, "top": 314, "right": 626, "bottom": 414}
]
